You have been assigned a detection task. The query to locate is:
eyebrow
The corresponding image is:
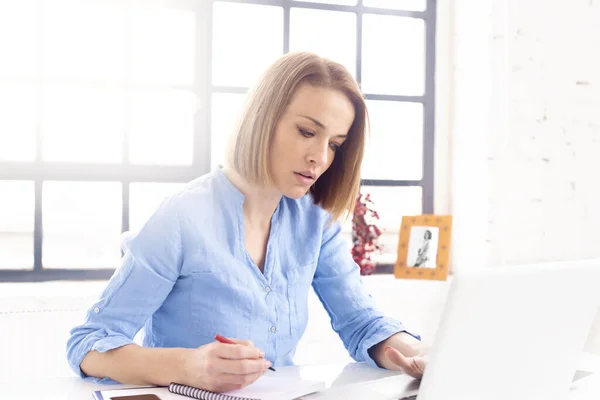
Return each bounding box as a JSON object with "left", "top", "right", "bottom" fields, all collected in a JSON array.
[
  {"left": 298, "top": 115, "right": 347, "bottom": 139},
  {"left": 299, "top": 115, "right": 326, "bottom": 129}
]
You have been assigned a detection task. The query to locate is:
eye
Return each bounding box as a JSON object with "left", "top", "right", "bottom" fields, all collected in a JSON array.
[
  {"left": 329, "top": 142, "right": 341, "bottom": 152},
  {"left": 298, "top": 127, "right": 314, "bottom": 138}
]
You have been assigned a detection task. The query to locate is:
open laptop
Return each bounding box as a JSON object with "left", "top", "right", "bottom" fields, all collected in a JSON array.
[{"left": 396, "top": 259, "right": 600, "bottom": 400}]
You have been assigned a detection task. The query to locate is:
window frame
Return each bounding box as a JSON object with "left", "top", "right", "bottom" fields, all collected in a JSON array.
[{"left": 0, "top": 0, "right": 435, "bottom": 281}]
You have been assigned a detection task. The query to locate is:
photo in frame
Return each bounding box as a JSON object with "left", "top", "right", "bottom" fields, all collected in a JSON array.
[{"left": 394, "top": 215, "right": 452, "bottom": 281}]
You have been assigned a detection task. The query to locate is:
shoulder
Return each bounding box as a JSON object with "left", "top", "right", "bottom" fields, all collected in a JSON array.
[
  {"left": 164, "top": 170, "right": 235, "bottom": 214},
  {"left": 176, "top": 171, "right": 218, "bottom": 201},
  {"left": 131, "top": 170, "right": 237, "bottom": 239}
]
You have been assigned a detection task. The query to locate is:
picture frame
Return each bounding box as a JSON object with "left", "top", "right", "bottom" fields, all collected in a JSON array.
[{"left": 394, "top": 215, "right": 453, "bottom": 281}]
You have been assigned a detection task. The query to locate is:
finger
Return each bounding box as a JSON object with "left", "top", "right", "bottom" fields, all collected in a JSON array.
[
  {"left": 214, "top": 342, "right": 265, "bottom": 360},
  {"left": 412, "top": 355, "right": 427, "bottom": 376},
  {"left": 217, "top": 357, "right": 271, "bottom": 375},
  {"left": 384, "top": 346, "right": 422, "bottom": 378},
  {"left": 384, "top": 346, "right": 412, "bottom": 371},
  {"left": 229, "top": 338, "right": 254, "bottom": 347}
]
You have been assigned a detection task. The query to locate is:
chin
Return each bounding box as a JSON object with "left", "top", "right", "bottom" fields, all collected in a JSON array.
[{"left": 283, "top": 187, "right": 310, "bottom": 199}]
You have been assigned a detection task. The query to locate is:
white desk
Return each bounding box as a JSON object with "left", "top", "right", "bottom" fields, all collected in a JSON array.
[{"left": 0, "top": 362, "right": 599, "bottom": 400}]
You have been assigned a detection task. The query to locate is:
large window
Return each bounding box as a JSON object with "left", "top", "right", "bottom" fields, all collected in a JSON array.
[{"left": 0, "top": 0, "right": 435, "bottom": 281}]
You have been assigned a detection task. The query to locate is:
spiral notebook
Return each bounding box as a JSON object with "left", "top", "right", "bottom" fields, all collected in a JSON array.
[{"left": 93, "top": 375, "right": 326, "bottom": 400}]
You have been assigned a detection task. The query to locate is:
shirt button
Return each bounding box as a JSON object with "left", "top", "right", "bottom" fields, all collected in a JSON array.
[
  {"left": 265, "top": 286, "right": 271, "bottom": 293},
  {"left": 270, "top": 326, "right": 276, "bottom": 333},
  {"left": 93, "top": 307, "right": 100, "bottom": 313}
]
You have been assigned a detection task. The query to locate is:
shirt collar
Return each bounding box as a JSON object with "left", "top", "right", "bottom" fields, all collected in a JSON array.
[
  {"left": 212, "top": 165, "right": 245, "bottom": 206},
  {"left": 212, "top": 165, "right": 284, "bottom": 223}
]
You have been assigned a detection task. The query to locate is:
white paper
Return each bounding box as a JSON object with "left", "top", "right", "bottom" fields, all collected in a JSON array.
[{"left": 95, "top": 375, "right": 326, "bottom": 400}]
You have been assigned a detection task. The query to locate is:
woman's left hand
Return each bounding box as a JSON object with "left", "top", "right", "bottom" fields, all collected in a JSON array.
[
  {"left": 370, "top": 332, "right": 429, "bottom": 379},
  {"left": 382, "top": 345, "right": 427, "bottom": 378}
]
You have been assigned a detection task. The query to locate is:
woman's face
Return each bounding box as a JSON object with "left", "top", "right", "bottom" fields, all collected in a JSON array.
[
  {"left": 424, "top": 231, "right": 432, "bottom": 239},
  {"left": 268, "top": 84, "right": 355, "bottom": 199}
]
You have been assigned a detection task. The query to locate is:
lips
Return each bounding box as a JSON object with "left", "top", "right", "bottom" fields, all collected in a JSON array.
[
  {"left": 295, "top": 171, "right": 316, "bottom": 179},
  {"left": 294, "top": 172, "right": 316, "bottom": 185}
]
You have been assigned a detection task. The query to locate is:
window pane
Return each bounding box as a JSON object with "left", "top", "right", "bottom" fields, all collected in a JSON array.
[
  {"left": 296, "top": 0, "right": 357, "bottom": 5},
  {"left": 212, "top": 2, "right": 283, "bottom": 87},
  {"left": 362, "top": 100, "right": 423, "bottom": 180},
  {"left": 362, "top": 14, "right": 425, "bottom": 95},
  {"left": 290, "top": 8, "right": 356, "bottom": 77},
  {"left": 0, "top": 83, "right": 36, "bottom": 161},
  {"left": 131, "top": 6, "right": 195, "bottom": 86},
  {"left": 129, "top": 183, "right": 186, "bottom": 233},
  {"left": 129, "top": 89, "right": 196, "bottom": 165},
  {"left": 363, "top": 0, "right": 426, "bottom": 11},
  {"left": 0, "top": 1, "right": 37, "bottom": 78},
  {"left": 0, "top": 181, "right": 34, "bottom": 269},
  {"left": 359, "top": 186, "right": 422, "bottom": 264},
  {"left": 211, "top": 93, "right": 247, "bottom": 169},
  {"left": 42, "top": 85, "right": 123, "bottom": 163},
  {"left": 42, "top": 0, "right": 126, "bottom": 80},
  {"left": 42, "top": 181, "right": 122, "bottom": 269}
]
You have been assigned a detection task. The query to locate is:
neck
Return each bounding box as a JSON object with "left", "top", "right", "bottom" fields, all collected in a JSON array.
[{"left": 223, "top": 167, "right": 282, "bottom": 226}]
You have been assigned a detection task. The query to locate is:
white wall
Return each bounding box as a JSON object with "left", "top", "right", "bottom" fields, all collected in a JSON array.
[
  {"left": 443, "top": 0, "right": 492, "bottom": 272},
  {"left": 445, "top": 0, "right": 600, "bottom": 352},
  {"left": 446, "top": 0, "right": 600, "bottom": 268},
  {"left": 488, "top": 0, "right": 600, "bottom": 265}
]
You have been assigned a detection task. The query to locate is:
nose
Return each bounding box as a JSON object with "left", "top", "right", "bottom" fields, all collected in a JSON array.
[{"left": 307, "top": 140, "right": 330, "bottom": 167}]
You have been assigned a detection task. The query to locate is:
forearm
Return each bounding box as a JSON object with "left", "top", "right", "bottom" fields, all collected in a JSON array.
[{"left": 80, "top": 344, "right": 189, "bottom": 386}]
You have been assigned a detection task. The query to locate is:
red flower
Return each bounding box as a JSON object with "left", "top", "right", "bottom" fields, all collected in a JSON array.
[{"left": 351, "top": 193, "right": 383, "bottom": 275}]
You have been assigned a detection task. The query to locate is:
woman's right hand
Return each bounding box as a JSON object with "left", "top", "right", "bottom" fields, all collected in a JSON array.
[{"left": 179, "top": 339, "right": 271, "bottom": 393}]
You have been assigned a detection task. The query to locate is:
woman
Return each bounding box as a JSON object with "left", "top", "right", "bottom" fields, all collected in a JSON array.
[
  {"left": 66, "top": 52, "right": 427, "bottom": 393},
  {"left": 414, "top": 230, "right": 433, "bottom": 267}
]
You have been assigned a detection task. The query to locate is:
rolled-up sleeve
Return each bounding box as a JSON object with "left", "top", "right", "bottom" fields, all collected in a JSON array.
[
  {"left": 311, "top": 217, "right": 421, "bottom": 369},
  {"left": 66, "top": 197, "right": 183, "bottom": 383}
]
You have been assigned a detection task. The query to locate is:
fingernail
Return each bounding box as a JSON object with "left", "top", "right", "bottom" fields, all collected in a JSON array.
[
  {"left": 385, "top": 346, "right": 392, "bottom": 351},
  {"left": 259, "top": 351, "right": 265, "bottom": 358},
  {"left": 265, "top": 360, "right": 272, "bottom": 368}
]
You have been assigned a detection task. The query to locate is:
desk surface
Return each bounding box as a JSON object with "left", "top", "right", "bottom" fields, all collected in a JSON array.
[{"left": 1, "top": 362, "right": 599, "bottom": 400}]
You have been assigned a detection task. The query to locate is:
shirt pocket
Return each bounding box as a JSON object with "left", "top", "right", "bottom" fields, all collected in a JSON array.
[
  {"left": 286, "top": 263, "right": 316, "bottom": 340},
  {"left": 190, "top": 269, "right": 255, "bottom": 340}
]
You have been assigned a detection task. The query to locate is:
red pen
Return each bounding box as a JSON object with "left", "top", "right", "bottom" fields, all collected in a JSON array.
[{"left": 214, "top": 334, "right": 276, "bottom": 371}]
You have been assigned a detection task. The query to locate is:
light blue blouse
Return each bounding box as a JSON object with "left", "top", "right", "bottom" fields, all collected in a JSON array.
[{"left": 66, "top": 167, "right": 418, "bottom": 383}]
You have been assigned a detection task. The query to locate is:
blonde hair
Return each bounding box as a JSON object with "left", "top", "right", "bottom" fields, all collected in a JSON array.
[{"left": 226, "top": 52, "right": 368, "bottom": 221}]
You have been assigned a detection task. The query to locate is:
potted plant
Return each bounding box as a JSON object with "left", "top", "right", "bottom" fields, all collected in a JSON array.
[{"left": 351, "top": 192, "right": 382, "bottom": 275}]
